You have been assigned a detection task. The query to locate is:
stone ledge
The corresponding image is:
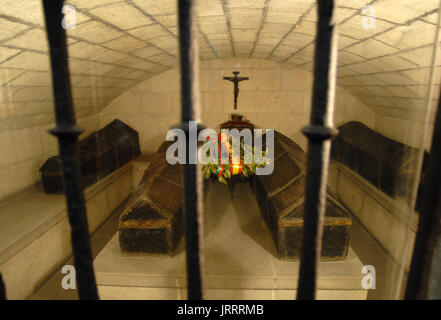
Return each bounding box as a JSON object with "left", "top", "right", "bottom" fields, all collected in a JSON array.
[
  {"left": 0, "top": 160, "right": 134, "bottom": 299},
  {"left": 0, "top": 161, "right": 132, "bottom": 266},
  {"left": 329, "top": 161, "right": 417, "bottom": 271},
  {"left": 97, "top": 286, "right": 367, "bottom": 300},
  {"left": 331, "top": 161, "right": 418, "bottom": 232}
]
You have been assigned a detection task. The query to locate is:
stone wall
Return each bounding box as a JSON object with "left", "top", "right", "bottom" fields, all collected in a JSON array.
[
  {"left": 328, "top": 161, "right": 418, "bottom": 298},
  {"left": 98, "top": 58, "right": 375, "bottom": 153},
  {"left": 0, "top": 115, "right": 99, "bottom": 202}
]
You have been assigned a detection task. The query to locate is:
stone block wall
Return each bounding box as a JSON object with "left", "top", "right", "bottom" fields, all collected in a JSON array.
[
  {"left": 98, "top": 58, "right": 375, "bottom": 153},
  {"left": 0, "top": 115, "right": 100, "bottom": 202}
]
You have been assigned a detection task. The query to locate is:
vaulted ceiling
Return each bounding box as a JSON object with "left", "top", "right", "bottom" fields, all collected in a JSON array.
[{"left": 0, "top": 0, "right": 440, "bottom": 130}]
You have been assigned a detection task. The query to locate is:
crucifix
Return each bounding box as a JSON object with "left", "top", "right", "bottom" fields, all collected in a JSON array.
[{"left": 223, "top": 71, "right": 249, "bottom": 110}]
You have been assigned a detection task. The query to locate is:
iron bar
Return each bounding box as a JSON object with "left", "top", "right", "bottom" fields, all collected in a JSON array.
[
  {"left": 0, "top": 274, "right": 6, "bottom": 300},
  {"left": 297, "top": 0, "right": 338, "bottom": 300},
  {"left": 178, "top": 0, "right": 205, "bottom": 300},
  {"left": 42, "top": 0, "right": 98, "bottom": 300},
  {"left": 405, "top": 84, "right": 441, "bottom": 299}
]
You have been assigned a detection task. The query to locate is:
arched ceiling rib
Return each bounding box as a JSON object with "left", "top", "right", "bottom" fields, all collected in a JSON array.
[{"left": 0, "top": 0, "right": 440, "bottom": 129}]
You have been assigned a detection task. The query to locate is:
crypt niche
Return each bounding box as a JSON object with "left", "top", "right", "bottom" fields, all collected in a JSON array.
[
  {"left": 117, "top": 70, "right": 352, "bottom": 261},
  {"left": 117, "top": 112, "right": 352, "bottom": 261}
]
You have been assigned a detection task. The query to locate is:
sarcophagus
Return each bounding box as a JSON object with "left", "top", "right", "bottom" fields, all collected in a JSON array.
[
  {"left": 331, "top": 121, "right": 419, "bottom": 198},
  {"left": 80, "top": 133, "right": 118, "bottom": 180},
  {"left": 118, "top": 151, "right": 184, "bottom": 256},
  {"left": 40, "top": 119, "right": 141, "bottom": 194},
  {"left": 39, "top": 154, "right": 99, "bottom": 193},
  {"left": 39, "top": 156, "right": 65, "bottom": 194},
  {"left": 254, "top": 131, "right": 352, "bottom": 260},
  {"left": 97, "top": 119, "right": 141, "bottom": 166}
]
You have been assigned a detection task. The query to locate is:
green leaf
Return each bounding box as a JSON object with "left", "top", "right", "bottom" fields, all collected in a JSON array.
[{"left": 218, "top": 175, "right": 228, "bottom": 185}]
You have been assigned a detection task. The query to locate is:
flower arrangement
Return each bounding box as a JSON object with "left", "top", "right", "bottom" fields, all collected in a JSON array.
[{"left": 202, "top": 132, "right": 268, "bottom": 185}]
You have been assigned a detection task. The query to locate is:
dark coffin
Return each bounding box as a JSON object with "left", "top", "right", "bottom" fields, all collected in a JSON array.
[
  {"left": 254, "top": 131, "right": 352, "bottom": 261},
  {"left": 39, "top": 156, "right": 64, "bottom": 194},
  {"left": 98, "top": 119, "right": 141, "bottom": 165},
  {"left": 39, "top": 155, "right": 98, "bottom": 193},
  {"left": 331, "top": 121, "right": 419, "bottom": 198},
  {"left": 119, "top": 153, "right": 184, "bottom": 256},
  {"left": 79, "top": 133, "right": 118, "bottom": 181},
  {"left": 269, "top": 189, "right": 351, "bottom": 260},
  {"left": 40, "top": 119, "right": 141, "bottom": 194}
]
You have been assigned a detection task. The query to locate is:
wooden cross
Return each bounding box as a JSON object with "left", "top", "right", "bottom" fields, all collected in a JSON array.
[{"left": 223, "top": 71, "right": 249, "bottom": 110}]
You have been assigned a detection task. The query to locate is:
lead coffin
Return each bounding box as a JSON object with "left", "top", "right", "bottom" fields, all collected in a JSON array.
[
  {"left": 40, "top": 119, "right": 141, "bottom": 194},
  {"left": 254, "top": 131, "right": 351, "bottom": 260}
]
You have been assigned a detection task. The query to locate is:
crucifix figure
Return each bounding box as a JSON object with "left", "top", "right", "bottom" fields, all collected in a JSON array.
[{"left": 223, "top": 71, "right": 249, "bottom": 110}]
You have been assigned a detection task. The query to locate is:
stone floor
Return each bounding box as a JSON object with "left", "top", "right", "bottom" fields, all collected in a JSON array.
[{"left": 32, "top": 181, "right": 401, "bottom": 300}]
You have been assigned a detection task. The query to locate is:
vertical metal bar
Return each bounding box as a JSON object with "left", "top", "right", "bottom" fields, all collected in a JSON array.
[
  {"left": 297, "top": 0, "right": 338, "bottom": 300},
  {"left": 405, "top": 86, "right": 441, "bottom": 299},
  {"left": 178, "top": 0, "right": 204, "bottom": 299},
  {"left": 42, "top": 0, "right": 99, "bottom": 300},
  {"left": 398, "top": 2, "right": 441, "bottom": 299},
  {"left": 0, "top": 274, "right": 6, "bottom": 300}
]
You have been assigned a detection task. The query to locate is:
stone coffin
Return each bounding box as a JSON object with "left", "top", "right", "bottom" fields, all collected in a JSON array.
[
  {"left": 118, "top": 137, "right": 216, "bottom": 256},
  {"left": 80, "top": 133, "right": 119, "bottom": 181},
  {"left": 96, "top": 119, "right": 141, "bottom": 167},
  {"left": 119, "top": 152, "right": 183, "bottom": 256},
  {"left": 254, "top": 131, "right": 351, "bottom": 261},
  {"left": 331, "top": 121, "right": 419, "bottom": 198},
  {"left": 40, "top": 119, "right": 141, "bottom": 194}
]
